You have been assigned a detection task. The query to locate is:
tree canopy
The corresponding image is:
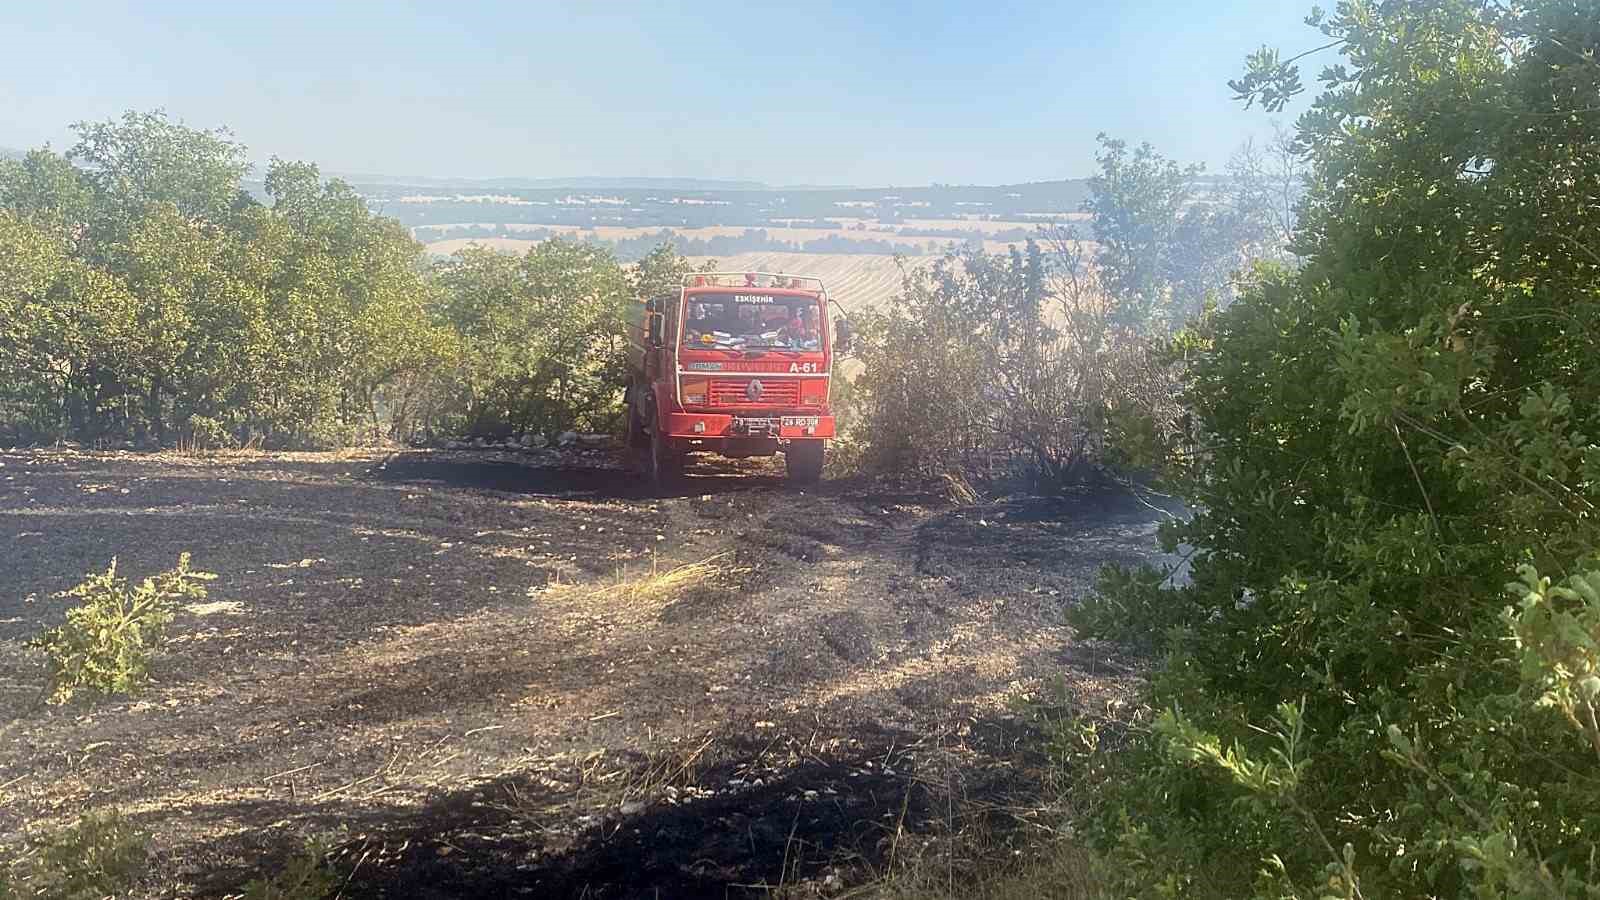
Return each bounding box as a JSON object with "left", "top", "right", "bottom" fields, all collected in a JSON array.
[
  {"left": 0, "top": 110, "right": 675, "bottom": 448},
  {"left": 1074, "top": 1, "right": 1600, "bottom": 895}
]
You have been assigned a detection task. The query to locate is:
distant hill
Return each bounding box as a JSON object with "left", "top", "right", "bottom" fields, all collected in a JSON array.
[
  {"left": 0, "top": 146, "right": 24, "bottom": 162},
  {"left": 364, "top": 177, "right": 1097, "bottom": 233},
  {"left": 333, "top": 173, "right": 768, "bottom": 191}
]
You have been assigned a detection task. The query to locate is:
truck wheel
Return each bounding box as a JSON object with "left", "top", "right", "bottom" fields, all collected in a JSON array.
[
  {"left": 785, "top": 440, "right": 825, "bottom": 484},
  {"left": 648, "top": 427, "right": 684, "bottom": 490}
]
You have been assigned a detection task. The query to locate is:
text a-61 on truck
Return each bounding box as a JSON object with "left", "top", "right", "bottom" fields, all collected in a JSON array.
[{"left": 624, "top": 272, "right": 853, "bottom": 488}]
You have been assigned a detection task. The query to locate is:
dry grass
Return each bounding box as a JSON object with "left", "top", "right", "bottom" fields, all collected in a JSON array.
[
  {"left": 544, "top": 552, "right": 737, "bottom": 613},
  {"left": 486, "top": 736, "right": 715, "bottom": 825},
  {"left": 847, "top": 843, "right": 1102, "bottom": 900},
  {"left": 941, "top": 471, "right": 981, "bottom": 506}
]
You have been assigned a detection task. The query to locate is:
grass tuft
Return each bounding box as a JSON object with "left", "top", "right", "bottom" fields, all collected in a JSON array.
[{"left": 548, "top": 553, "right": 737, "bottom": 609}]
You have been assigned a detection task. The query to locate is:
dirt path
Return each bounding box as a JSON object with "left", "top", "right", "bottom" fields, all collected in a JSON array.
[{"left": 0, "top": 448, "right": 1174, "bottom": 897}]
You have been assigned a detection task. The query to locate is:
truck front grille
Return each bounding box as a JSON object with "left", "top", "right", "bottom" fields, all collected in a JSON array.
[{"left": 708, "top": 378, "right": 801, "bottom": 406}]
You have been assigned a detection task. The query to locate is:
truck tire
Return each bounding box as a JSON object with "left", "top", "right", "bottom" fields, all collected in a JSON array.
[
  {"left": 785, "top": 440, "right": 825, "bottom": 484},
  {"left": 648, "top": 426, "right": 684, "bottom": 490}
]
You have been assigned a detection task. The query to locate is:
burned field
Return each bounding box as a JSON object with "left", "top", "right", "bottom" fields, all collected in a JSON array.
[{"left": 0, "top": 448, "right": 1175, "bottom": 897}]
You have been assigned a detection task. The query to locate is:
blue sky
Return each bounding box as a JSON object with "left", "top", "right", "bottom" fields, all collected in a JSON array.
[{"left": 1, "top": 0, "right": 1317, "bottom": 186}]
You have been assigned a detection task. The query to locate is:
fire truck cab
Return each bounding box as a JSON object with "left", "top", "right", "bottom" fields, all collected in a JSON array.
[{"left": 623, "top": 272, "right": 851, "bottom": 487}]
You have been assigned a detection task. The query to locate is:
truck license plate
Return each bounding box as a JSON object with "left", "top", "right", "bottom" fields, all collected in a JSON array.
[
  {"left": 781, "top": 417, "right": 820, "bottom": 428},
  {"left": 733, "top": 417, "right": 781, "bottom": 435}
]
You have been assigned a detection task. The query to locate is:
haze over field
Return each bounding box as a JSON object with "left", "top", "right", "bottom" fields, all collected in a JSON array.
[{"left": 1, "top": 1, "right": 1299, "bottom": 294}]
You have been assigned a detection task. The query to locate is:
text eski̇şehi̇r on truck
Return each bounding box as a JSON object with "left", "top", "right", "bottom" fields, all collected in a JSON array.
[{"left": 623, "top": 271, "right": 853, "bottom": 488}]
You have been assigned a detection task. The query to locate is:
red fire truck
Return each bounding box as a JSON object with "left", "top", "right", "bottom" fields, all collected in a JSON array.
[{"left": 623, "top": 272, "right": 851, "bottom": 487}]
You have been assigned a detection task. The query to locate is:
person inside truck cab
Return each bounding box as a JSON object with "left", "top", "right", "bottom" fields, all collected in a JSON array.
[
  {"left": 686, "top": 302, "right": 723, "bottom": 345},
  {"left": 736, "top": 304, "right": 759, "bottom": 334},
  {"left": 794, "top": 307, "right": 822, "bottom": 347},
  {"left": 779, "top": 314, "right": 804, "bottom": 343}
]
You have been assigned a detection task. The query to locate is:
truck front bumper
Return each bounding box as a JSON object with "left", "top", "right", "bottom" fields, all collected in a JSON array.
[{"left": 664, "top": 413, "right": 835, "bottom": 439}]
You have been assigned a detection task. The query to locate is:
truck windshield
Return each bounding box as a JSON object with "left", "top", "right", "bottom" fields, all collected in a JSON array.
[{"left": 682, "top": 294, "right": 824, "bottom": 351}]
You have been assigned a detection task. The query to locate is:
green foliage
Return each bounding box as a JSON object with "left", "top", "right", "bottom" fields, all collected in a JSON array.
[
  {"left": 433, "top": 238, "right": 631, "bottom": 437},
  {"left": 1157, "top": 701, "right": 1363, "bottom": 899},
  {"left": 8, "top": 810, "right": 150, "bottom": 900},
  {"left": 847, "top": 130, "right": 1286, "bottom": 488},
  {"left": 240, "top": 836, "right": 341, "bottom": 900},
  {"left": 1084, "top": 136, "right": 1205, "bottom": 330},
  {"left": 1066, "top": 563, "right": 1198, "bottom": 649},
  {"left": 69, "top": 109, "right": 250, "bottom": 231},
  {"left": 848, "top": 250, "right": 1006, "bottom": 478},
  {"left": 0, "top": 111, "right": 454, "bottom": 447},
  {"left": 1085, "top": 135, "right": 1286, "bottom": 332},
  {"left": 1505, "top": 565, "right": 1600, "bottom": 765},
  {"left": 31, "top": 553, "right": 214, "bottom": 704},
  {"left": 0, "top": 149, "right": 94, "bottom": 240},
  {"left": 1229, "top": 44, "right": 1306, "bottom": 112},
  {"left": 0, "top": 109, "right": 676, "bottom": 446},
  {"left": 628, "top": 240, "right": 714, "bottom": 301},
  {"left": 1076, "top": 1, "right": 1600, "bottom": 897},
  {"left": 849, "top": 241, "right": 1129, "bottom": 485}
]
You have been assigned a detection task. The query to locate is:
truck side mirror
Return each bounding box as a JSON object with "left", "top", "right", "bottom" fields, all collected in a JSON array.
[
  {"left": 834, "top": 318, "right": 854, "bottom": 355},
  {"left": 646, "top": 300, "right": 665, "bottom": 348}
]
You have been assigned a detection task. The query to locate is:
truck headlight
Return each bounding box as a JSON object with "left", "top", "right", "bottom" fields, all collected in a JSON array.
[
  {"left": 681, "top": 377, "right": 708, "bottom": 405},
  {"left": 800, "top": 378, "right": 828, "bottom": 406}
]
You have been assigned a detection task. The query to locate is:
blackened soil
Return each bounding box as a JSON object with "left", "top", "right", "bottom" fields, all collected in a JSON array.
[{"left": 0, "top": 447, "right": 1175, "bottom": 898}]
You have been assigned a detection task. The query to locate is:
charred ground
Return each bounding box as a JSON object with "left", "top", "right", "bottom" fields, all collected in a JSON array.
[{"left": 0, "top": 447, "right": 1174, "bottom": 897}]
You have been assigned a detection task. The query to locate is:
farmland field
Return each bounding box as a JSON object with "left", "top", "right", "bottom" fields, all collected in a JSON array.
[
  {"left": 684, "top": 252, "right": 923, "bottom": 314},
  {"left": 422, "top": 221, "right": 1055, "bottom": 258}
]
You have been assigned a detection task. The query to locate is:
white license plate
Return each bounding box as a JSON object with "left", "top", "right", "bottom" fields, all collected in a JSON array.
[
  {"left": 781, "top": 417, "right": 820, "bottom": 428},
  {"left": 732, "top": 417, "right": 780, "bottom": 433}
]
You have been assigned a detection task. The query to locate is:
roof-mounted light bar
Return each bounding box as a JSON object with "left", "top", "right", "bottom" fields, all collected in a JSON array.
[{"left": 684, "top": 271, "right": 826, "bottom": 292}]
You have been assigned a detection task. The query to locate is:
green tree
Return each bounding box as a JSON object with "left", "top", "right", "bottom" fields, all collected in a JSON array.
[
  {"left": 1085, "top": 134, "right": 1289, "bottom": 333},
  {"left": 0, "top": 148, "right": 94, "bottom": 241},
  {"left": 849, "top": 240, "right": 1181, "bottom": 487},
  {"left": 0, "top": 111, "right": 450, "bottom": 447},
  {"left": 435, "top": 239, "right": 629, "bottom": 437},
  {"left": 627, "top": 240, "right": 707, "bottom": 300},
  {"left": 1083, "top": 135, "right": 1200, "bottom": 329},
  {"left": 69, "top": 109, "right": 250, "bottom": 238},
  {"left": 1075, "top": 1, "right": 1600, "bottom": 896}
]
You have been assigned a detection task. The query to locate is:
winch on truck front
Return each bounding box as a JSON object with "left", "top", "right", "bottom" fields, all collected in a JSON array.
[{"left": 622, "top": 272, "right": 852, "bottom": 488}]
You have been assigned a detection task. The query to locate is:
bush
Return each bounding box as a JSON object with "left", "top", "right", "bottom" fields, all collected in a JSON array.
[
  {"left": 1074, "top": 1, "right": 1600, "bottom": 896},
  {"left": 0, "top": 116, "right": 454, "bottom": 449},
  {"left": 2, "top": 115, "right": 714, "bottom": 447},
  {"left": 31, "top": 553, "right": 214, "bottom": 704},
  {"left": 849, "top": 241, "right": 1182, "bottom": 490},
  {"left": 240, "top": 836, "right": 342, "bottom": 900},
  {"left": 1066, "top": 563, "right": 1199, "bottom": 650},
  {"left": 5, "top": 810, "right": 149, "bottom": 900}
]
